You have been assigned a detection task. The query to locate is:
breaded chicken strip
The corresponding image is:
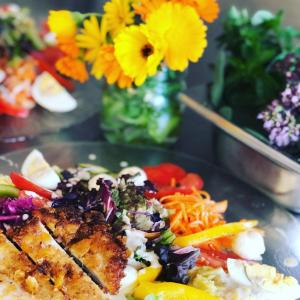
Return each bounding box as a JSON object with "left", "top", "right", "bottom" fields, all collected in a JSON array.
[
  {"left": 35, "top": 208, "right": 127, "bottom": 294},
  {"left": 7, "top": 218, "right": 107, "bottom": 300},
  {"left": 0, "top": 231, "right": 64, "bottom": 300}
]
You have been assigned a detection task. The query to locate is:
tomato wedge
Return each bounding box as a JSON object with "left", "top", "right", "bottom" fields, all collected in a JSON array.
[
  {"left": 179, "top": 173, "right": 204, "bottom": 190},
  {"left": 144, "top": 163, "right": 186, "bottom": 188},
  {"left": 18, "top": 190, "right": 48, "bottom": 208},
  {"left": 10, "top": 172, "right": 52, "bottom": 199},
  {"left": 197, "top": 247, "right": 240, "bottom": 270}
]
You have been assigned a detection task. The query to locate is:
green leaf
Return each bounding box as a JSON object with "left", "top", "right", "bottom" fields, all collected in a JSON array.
[
  {"left": 211, "top": 50, "right": 226, "bottom": 108},
  {"left": 244, "top": 127, "right": 269, "bottom": 143},
  {"left": 219, "top": 106, "right": 233, "bottom": 120}
]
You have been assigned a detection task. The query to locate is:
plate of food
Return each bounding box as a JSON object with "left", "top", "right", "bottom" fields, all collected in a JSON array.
[
  {"left": 0, "top": 4, "right": 100, "bottom": 142},
  {"left": 0, "top": 141, "right": 300, "bottom": 299}
]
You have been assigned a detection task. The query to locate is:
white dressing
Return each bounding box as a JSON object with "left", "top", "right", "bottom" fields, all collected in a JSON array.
[
  {"left": 88, "top": 174, "right": 117, "bottom": 191},
  {"left": 118, "top": 167, "right": 147, "bottom": 186}
]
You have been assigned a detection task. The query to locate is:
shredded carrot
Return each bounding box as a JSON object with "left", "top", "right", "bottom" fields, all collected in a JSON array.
[{"left": 160, "top": 189, "right": 228, "bottom": 236}]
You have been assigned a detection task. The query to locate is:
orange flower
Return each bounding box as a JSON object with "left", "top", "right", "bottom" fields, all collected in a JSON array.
[
  {"left": 55, "top": 56, "right": 89, "bottom": 83},
  {"left": 91, "top": 44, "right": 132, "bottom": 88},
  {"left": 132, "top": 0, "right": 164, "bottom": 20},
  {"left": 57, "top": 36, "right": 80, "bottom": 58},
  {"left": 134, "top": 0, "right": 219, "bottom": 23},
  {"left": 177, "top": 0, "right": 220, "bottom": 23}
]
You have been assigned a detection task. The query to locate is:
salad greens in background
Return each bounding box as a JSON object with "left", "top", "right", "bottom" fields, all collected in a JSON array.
[
  {"left": 0, "top": 5, "right": 44, "bottom": 64},
  {"left": 211, "top": 6, "right": 300, "bottom": 162}
]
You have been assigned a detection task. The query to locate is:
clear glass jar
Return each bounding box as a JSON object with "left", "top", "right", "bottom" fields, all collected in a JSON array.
[{"left": 101, "top": 67, "right": 186, "bottom": 145}]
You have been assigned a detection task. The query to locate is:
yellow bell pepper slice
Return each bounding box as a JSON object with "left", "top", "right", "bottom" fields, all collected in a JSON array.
[
  {"left": 174, "top": 220, "right": 258, "bottom": 247},
  {"left": 134, "top": 282, "right": 220, "bottom": 300},
  {"left": 137, "top": 266, "right": 162, "bottom": 283}
]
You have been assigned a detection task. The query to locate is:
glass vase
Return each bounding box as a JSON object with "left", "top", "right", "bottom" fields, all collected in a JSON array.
[{"left": 101, "top": 67, "right": 186, "bottom": 145}]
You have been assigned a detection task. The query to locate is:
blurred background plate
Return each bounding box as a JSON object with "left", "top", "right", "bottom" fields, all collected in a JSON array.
[
  {"left": 1, "top": 141, "right": 300, "bottom": 280},
  {"left": 0, "top": 79, "right": 101, "bottom": 143}
]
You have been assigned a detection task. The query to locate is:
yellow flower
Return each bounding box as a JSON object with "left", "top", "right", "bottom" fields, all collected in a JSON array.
[
  {"left": 132, "top": 0, "right": 164, "bottom": 20},
  {"left": 48, "top": 10, "right": 77, "bottom": 38},
  {"left": 76, "top": 16, "right": 106, "bottom": 63},
  {"left": 175, "top": 0, "right": 220, "bottom": 23},
  {"left": 147, "top": 2, "right": 207, "bottom": 71},
  {"left": 103, "top": 0, "right": 134, "bottom": 38},
  {"left": 91, "top": 44, "right": 133, "bottom": 88},
  {"left": 115, "top": 25, "right": 164, "bottom": 86}
]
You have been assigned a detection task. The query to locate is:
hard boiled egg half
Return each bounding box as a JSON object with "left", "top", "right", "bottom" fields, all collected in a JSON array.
[
  {"left": 32, "top": 72, "right": 77, "bottom": 113},
  {"left": 21, "top": 149, "right": 60, "bottom": 190}
]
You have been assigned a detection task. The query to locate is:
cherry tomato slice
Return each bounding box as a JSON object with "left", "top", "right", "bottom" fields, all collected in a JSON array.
[
  {"left": 143, "top": 167, "right": 167, "bottom": 187},
  {"left": 179, "top": 173, "right": 204, "bottom": 190},
  {"left": 144, "top": 163, "right": 186, "bottom": 187},
  {"left": 10, "top": 172, "right": 52, "bottom": 199},
  {"left": 32, "top": 197, "right": 48, "bottom": 208},
  {"left": 158, "top": 163, "right": 186, "bottom": 181}
]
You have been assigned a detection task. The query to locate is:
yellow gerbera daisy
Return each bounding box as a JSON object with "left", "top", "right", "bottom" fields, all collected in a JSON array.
[
  {"left": 132, "top": 0, "right": 164, "bottom": 20},
  {"left": 48, "top": 10, "right": 77, "bottom": 38},
  {"left": 91, "top": 44, "right": 133, "bottom": 88},
  {"left": 146, "top": 2, "right": 207, "bottom": 71},
  {"left": 103, "top": 0, "right": 134, "bottom": 38},
  {"left": 114, "top": 25, "right": 164, "bottom": 86},
  {"left": 76, "top": 16, "right": 106, "bottom": 63}
]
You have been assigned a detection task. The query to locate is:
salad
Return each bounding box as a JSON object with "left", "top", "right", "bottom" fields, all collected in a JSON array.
[
  {"left": 0, "top": 4, "right": 77, "bottom": 117},
  {"left": 0, "top": 149, "right": 299, "bottom": 300}
]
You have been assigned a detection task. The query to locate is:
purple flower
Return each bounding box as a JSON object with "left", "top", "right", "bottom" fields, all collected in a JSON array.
[
  {"left": 272, "top": 53, "right": 300, "bottom": 83},
  {"left": 258, "top": 94, "right": 300, "bottom": 148},
  {"left": 281, "top": 83, "right": 300, "bottom": 110}
]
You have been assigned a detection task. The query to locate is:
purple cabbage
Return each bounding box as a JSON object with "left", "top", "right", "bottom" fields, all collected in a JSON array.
[
  {"left": 154, "top": 245, "right": 200, "bottom": 284},
  {"left": 52, "top": 180, "right": 102, "bottom": 210},
  {"left": 52, "top": 177, "right": 117, "bottom": 223},
  {"left": 2, "top": 197, "right": 34, "bottom": 215},
  {"left": 0, "top": 197, "right": 35, "bottom": 223},
  {"left": 0, "top": 215, "right": 21, "bottom": 222},
  {"left": 97, "top": 179, "right": 116, "bottom": 223}
]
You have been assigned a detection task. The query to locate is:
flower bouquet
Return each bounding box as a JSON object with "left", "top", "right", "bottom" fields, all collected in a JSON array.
[{"left": 47, "top": 0, "right": 219, "bottom": 144}]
